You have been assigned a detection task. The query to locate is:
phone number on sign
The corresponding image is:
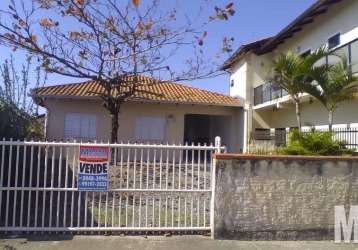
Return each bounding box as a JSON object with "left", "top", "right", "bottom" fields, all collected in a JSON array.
[
  {"left": 78, "top": 175, "right": 107, "bottom": 181},
  {"left": 79, "top": 181, "right": 107, "bottom": 187}
]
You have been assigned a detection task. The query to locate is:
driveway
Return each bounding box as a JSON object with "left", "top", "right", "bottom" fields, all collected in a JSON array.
[{"left": 1, "top": 235, "right": 357, "bottom": 250}]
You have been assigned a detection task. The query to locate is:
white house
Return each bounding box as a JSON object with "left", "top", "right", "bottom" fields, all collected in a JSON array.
[
  {"left": 32, "top": 75, "right": 243, "bottom": 152},
  {"left": 222, "top": 0, "right": 358, "bottom": 152}
]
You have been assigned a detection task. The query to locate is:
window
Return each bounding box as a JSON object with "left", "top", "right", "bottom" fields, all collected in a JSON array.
[
  {"left": 230, "top": 79, "right": 234, "bottom": 87},
  {"left": 64, "top": 113, "right": 96, "bottom": 140},
  {"left": 328, "top": 33, "right": 340, "bottom": 49},
  {"left": 254, "top": 85, "right": 263, "bottom": 105},
  {"left": 275, "top": 128, "right": 286, "bottom": 146},
  {"left": 253, "top": 128, "right": 271, "bottom": 140},
  {"left": 135, "top": 116, "right": 166, "bottom": 141}
]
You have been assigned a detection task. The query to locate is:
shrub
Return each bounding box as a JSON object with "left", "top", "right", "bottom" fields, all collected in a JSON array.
[
  {"left": 248, "top": 140, "right": 277, "bottom": 155},
  {"left": 0, "top": 100, "right": 43, "bottom": 140},
  {"left": 279, "top": 129, "right": 354, "bottom": 156}
]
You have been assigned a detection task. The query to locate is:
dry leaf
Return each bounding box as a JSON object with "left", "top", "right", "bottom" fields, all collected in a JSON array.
[
  {"left": 75, "top": 0, "right": 84, "bottom": 5},
  {"left": 132, "top": 0, "right": 139, "bottom": 7}
]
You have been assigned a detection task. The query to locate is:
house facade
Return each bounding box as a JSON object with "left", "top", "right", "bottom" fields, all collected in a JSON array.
[
  {"left": 223, "top": 0, "right": 358, "bottom": 152},
  {"left": 32, "top": 76, "right": 244, "bottom": 152}
]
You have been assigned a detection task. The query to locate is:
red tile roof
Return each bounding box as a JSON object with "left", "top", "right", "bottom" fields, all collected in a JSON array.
[{"left": 32, "top": 75, "right": 240, "bottom": 107}]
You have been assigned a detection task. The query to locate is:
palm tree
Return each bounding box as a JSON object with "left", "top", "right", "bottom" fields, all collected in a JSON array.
[
  {"left": 270, "top": 48, "right": 326, "bottom": 132},
  {"left": 302, "top": 57, "right": 358, "bottom": 131}
]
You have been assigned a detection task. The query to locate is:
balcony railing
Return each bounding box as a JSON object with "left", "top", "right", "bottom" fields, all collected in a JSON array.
[
  {"left": 253, "top": 82, "right": 288, "bottom": 106},
  {"left": 253, "top": 38, "right": 358, "bottom": 106}
]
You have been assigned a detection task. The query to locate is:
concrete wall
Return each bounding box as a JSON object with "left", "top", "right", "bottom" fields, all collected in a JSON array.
[
  {"left": 213, "top": 154, "right": 358, "bottom": 240},
  {"left": 45, "top": 98, "right": 242, "bottom": 152}
]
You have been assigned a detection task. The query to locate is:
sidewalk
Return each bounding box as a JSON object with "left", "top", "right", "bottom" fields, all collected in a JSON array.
[{"left": 1, "top": 235, "right": 357, "bottom": 250}]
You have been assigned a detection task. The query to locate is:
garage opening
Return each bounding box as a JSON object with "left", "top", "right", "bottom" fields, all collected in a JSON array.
[{"left": 184, "top": 114, "right": 231, "bottom": 150}]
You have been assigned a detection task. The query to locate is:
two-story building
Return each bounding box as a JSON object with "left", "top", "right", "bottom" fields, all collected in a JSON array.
[{"left": 222, "top": 0, "right": 358, "bottom": 152}]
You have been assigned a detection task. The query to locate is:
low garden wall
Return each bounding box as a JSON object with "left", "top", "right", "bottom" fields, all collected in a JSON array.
[{"left": 213, "top": 154, "right": 358, "bottom": 240}]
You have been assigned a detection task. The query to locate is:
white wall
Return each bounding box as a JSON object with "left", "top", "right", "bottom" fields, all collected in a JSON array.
[
  {"left": 45, "top": 99, "right": 243, "bottom": 152},
  {"left": 229, "top": 60, "right": 248, "bottom": 102},
  {"left": 230, "top": 0, "right": 358, "bottom": 101},
  {"left": 228, "top": 0, "right": 358, "bottom": 151},
  {"left": 278, "top": 0, "right": 358, "bottom": 54},
  {"left": 266, "top": 99, "right": 358, "bottom": 129}
]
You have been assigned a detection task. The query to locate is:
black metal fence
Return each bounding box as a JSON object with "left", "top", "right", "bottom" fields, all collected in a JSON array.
[
  {"left": 302, "top": 127, "right": 358, "bottom": 149},
  {"left": 249, "top": 127, "right": 358, "bottom": 154}
]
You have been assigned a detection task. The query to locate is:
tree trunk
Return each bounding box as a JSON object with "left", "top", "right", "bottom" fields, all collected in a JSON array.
[
  {"left": 110, "top": 111, "right": 119, "bottom": 143},
  {"left": 295, "top": 100, "right": 302, "bottom": 132},
  {"left": 328, "top": 110, "right": 333, "bottom": 132}
]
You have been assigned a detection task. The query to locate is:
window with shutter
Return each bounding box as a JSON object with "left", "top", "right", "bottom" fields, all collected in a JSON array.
[
  {"left": 328, "top": 33, "right": 340, "bottom": 49},
  {"left": 135, "top": 116, "right": 166, "bottom": 141},
  {"left": 64, "top": 113, "right": 97, "bottom": 140}
]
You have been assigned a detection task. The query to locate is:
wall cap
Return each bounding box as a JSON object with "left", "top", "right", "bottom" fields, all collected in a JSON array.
[{"left": 215, "top": 154, "right": 358, "bottom": 161}]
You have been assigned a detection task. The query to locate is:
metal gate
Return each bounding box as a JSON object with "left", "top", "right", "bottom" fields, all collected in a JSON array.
[{"left": 0, "top": 137, "right": 223, "bottom": 233}]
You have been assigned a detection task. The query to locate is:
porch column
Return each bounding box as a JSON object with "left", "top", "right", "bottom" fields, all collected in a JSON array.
[{"left": 243, "top": 104, "right": 252, "bottom": 153}]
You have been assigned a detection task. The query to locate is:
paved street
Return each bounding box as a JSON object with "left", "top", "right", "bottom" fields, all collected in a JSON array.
[{"left": 1, "top": 235, "right": 358, "bottom": 250}]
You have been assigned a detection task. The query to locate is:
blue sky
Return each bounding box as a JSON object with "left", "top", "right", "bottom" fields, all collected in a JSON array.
[
  {"left": 187, "top": 0, "right": 316, "bottom": 94},
  {"left": 0, "top": 0, "right": 316, "bottom": 95}
]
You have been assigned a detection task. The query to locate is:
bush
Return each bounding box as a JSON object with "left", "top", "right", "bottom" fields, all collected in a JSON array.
[
  {"left": 279, "top": 129, "right": 354, "bottom": 156},
  {"left": 0, "top": 100, "right": 43, "bottom": 140},
  {"left": 248, "top": 140, "right": 277, "bottom": 155}
]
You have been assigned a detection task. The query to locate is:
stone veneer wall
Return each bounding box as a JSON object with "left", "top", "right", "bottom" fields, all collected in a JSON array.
[{"left": 213, "top": 154, "right": 358, "bottom": 240}]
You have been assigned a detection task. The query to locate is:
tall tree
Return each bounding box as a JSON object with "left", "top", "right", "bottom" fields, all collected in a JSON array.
[
  {"left": 270, "top": 48, "right": 326, "bottom": 131},
  {"left": 0, "top": 55, "right": 47, "bottom": 115},
  {"left": 0, "top": 55, "right": 46, "bottom": 139},
  {"left": 302, "top": 57, "right": 358, "bottom": 131},
  {"left": 0, "top": 0, "right": 235, "bottom": 142}
]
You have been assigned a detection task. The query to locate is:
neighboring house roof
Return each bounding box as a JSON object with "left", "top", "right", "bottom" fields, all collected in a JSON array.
[
  {"left": 221, "top": 37, "right": 272, "bottom": 70},
  {"left": 32, "top": 75, "right": 241, "bottom": 107},
  {"left": 221, "top": 0, "right": 342, "bottom": 70}
]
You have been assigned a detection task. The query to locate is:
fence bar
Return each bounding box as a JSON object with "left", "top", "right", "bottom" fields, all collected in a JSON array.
[
  {"left": 70, "top": 146, "right": 76, "bottom": 227},
  {"left": 49, "top": 146, "right": 55, "bottom": 227},
  {"left": 0, "top": 139, "right": 5, "bottom": 224},
  {"left": 19, "top": 144, "right": 27, "bottom": 227},
  {"left": 26, "top": 145, "right": 34, "bottom": 228},
  {"left": 153, "top": 149, "right": 156, "bottom": 189},
  {"left": 0, "top": 227, "right": 210, "bottom": 232},
  {"left": 12, "top": 143, "right": 20, "bottom": 227},
  {"left": 41, "top": 145, "right": 48, "bottom": 228},
  {"left": 34, "top": 146, "right": 41, "bottom": 227},
  {"left": 133, "top": 148, "right": 137, "bottom": 189},
  {"left": 0, "top": 187, "right": 211, "bottom": 192},
  {"left": 0, "top": 141, "right": 224, "bottom": 151},
  {"left": 63, "top": 147, "right": 69, "bottom": 227},
  {"left": 56, "top": 146, "right": 62, "bottom": 228},
  {"left": 5, "top": 140, "right": 13, "bottom": 227},
  {"left": 118, "top": 195, "right": 122, "bottom": 227}
]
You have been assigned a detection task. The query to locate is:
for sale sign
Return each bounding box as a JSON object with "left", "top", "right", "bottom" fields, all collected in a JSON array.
[{"left": 78, "top": 145, "right": 109, "bottom": 191}]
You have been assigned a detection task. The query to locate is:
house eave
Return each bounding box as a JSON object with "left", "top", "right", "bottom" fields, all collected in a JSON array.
[
  {"left": 31, "top": 94, "right": 242, "bottom": 108},
  {"left": 221, "top": 0, "right": 343, "bottom": 70}
]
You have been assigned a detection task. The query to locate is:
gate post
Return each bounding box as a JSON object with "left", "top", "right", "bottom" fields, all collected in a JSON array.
[{"left": 210, "top": 136, "right": 221, "bottom": 239}]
